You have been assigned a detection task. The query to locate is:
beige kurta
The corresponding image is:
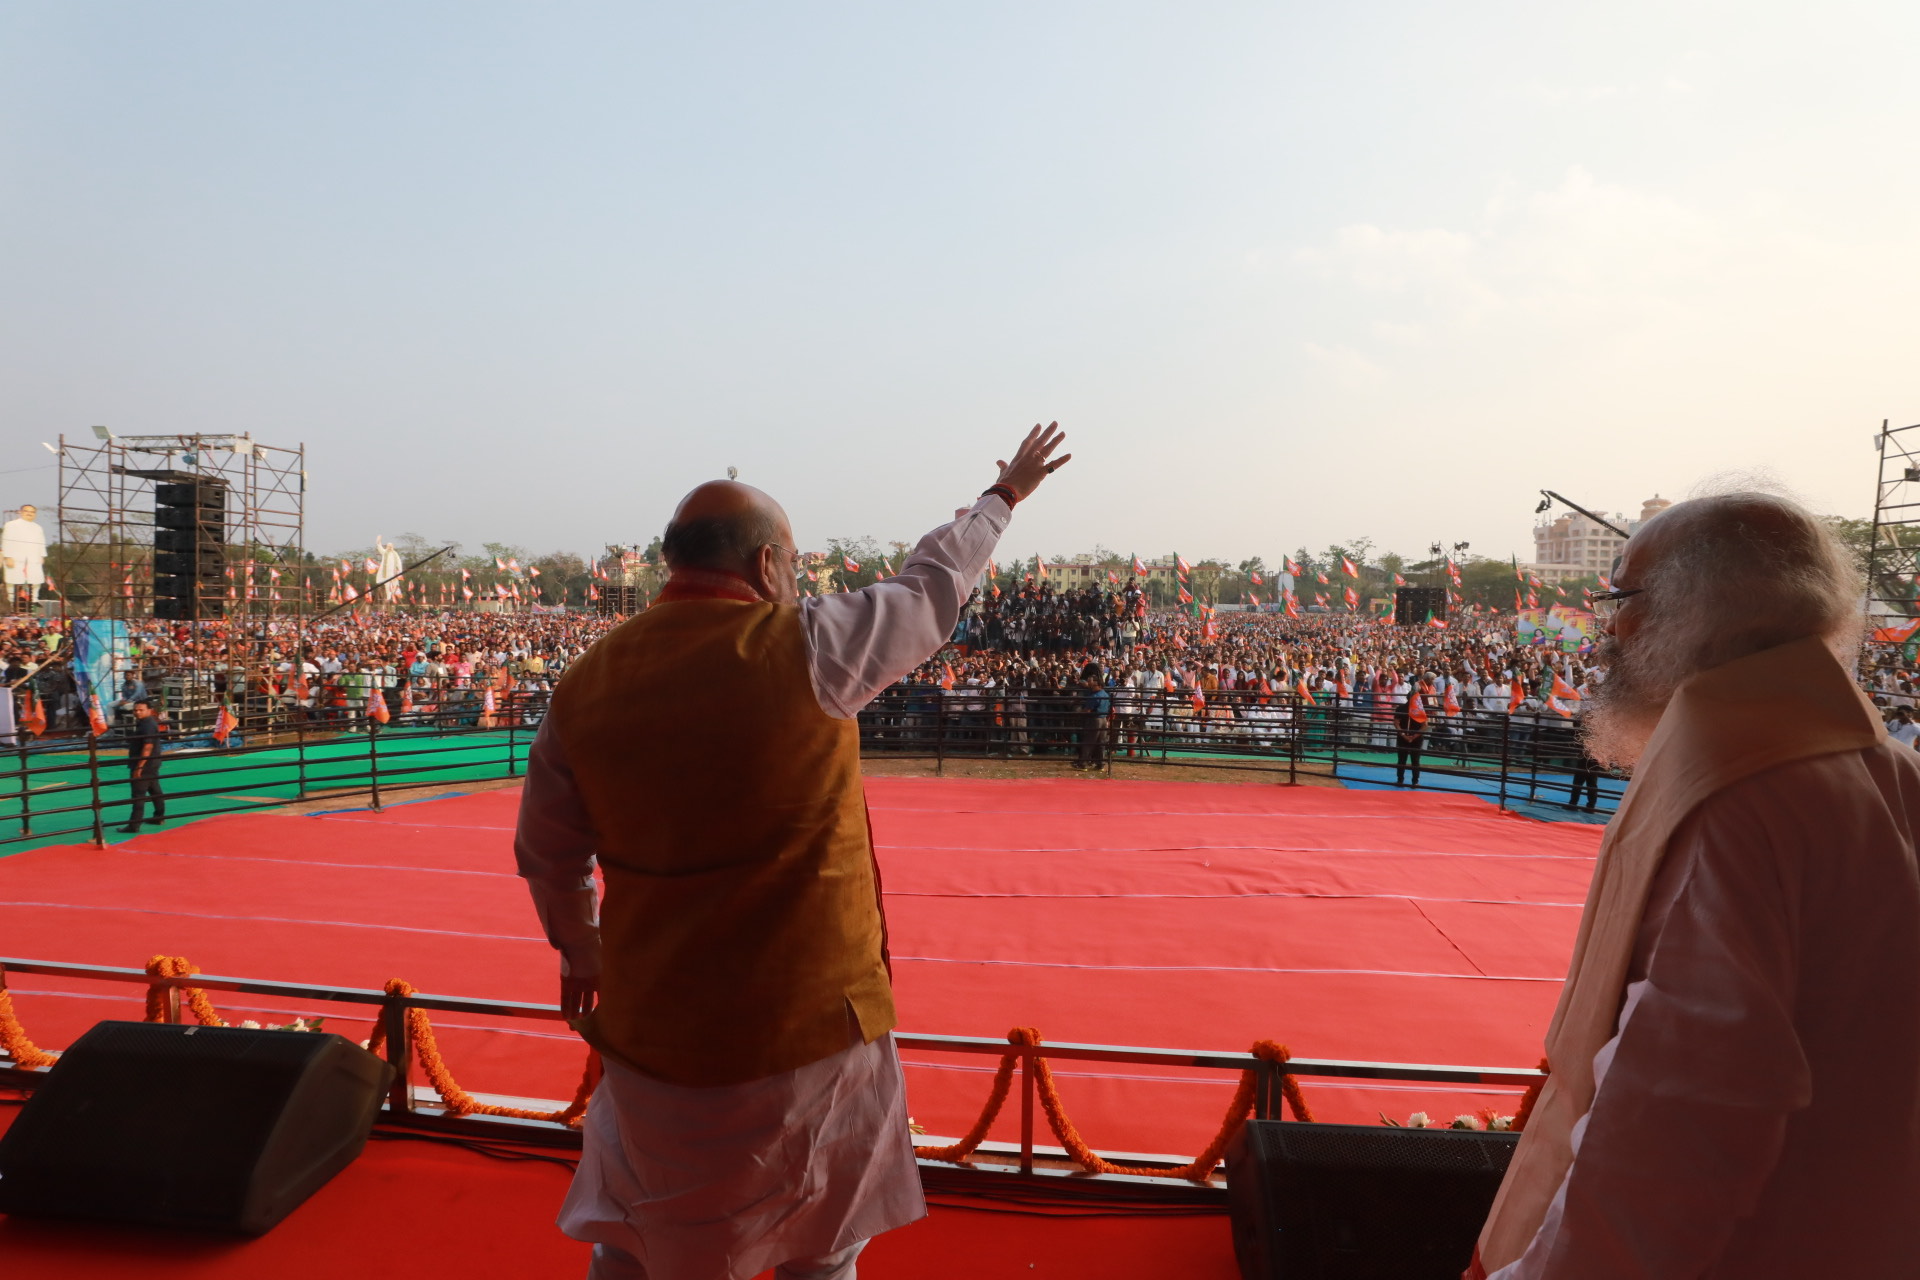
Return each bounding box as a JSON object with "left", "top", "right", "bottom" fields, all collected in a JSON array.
[{"left": 1478, "top": 636, "right": 1918, "bottom": 1277}]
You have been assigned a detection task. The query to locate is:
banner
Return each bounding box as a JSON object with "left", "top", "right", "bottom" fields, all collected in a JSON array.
[
  {"left": 70, "top": 619, "right": 130, "bottom": 703},
  {"left": 1516, "top": 607, "right": 1597, "bottom": 651}
]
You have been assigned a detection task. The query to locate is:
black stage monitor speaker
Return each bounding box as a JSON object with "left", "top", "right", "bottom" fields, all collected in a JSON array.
[
  {"left": 1393, "top": 587, "right": 1448, "bottom": 628},
  {"left": 0, "top": 1021, "right": 394, "bottom": 1235},
  {"left": 1225, "top": 1120, "right": 1517, "bottom": 1280}
]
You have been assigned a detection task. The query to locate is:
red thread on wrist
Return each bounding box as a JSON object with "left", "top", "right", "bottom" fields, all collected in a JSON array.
[{"left": 982, "top": 484, "right": 1019, "bottom": 508}]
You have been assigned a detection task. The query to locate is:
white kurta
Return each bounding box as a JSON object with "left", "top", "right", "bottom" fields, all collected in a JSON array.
[
  {"left": 516, "top": 494, "right": 1010, "bottom": 1280},
  {"left": 2, "top": 517, "right": 47, "bottom": 587},
  {"left": 1495, "top": 742, "right": 1920, "bottom": 1279}
]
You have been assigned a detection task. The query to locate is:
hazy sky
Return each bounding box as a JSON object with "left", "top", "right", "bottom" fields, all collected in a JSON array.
[{"left": 4, "top": 2, "right": 1915, "bottom": 565}]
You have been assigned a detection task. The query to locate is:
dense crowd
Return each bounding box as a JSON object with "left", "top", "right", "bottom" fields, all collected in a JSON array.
[
  {"left": 922, "top": 583, "right": 1606, "bottom": 711},
  {"left": 0, "top": 612, "right": 621, "bottom": 735}
]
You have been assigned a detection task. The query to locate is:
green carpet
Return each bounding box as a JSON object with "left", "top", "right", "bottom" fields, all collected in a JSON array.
[{"left": 0, "top": 728, "right": 530, "bottom": 857}]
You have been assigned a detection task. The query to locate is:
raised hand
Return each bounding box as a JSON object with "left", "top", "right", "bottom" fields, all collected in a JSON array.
[{"left": 994, "top": 422, "right": 1072, "bottom": 502}]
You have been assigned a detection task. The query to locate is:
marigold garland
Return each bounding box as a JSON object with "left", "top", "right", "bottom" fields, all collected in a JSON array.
[
  {"left": 913, "top": 1028, "right": 1314, "bottom": 1182},
  {"left": 367, "top": 978, "right": 597, "bottom": 1127},
  {"left": 911, "top": 1033, "right": 1023, "bottom": 1163},
  {"left": 0, "top": 986, "right": 56, "bottom": 1069},
  {"left": 144, "top": 955, "right": 228, "bottom": 1026},
  {"left": 1511, "top": 1056, "right": 1550, "bottom": 1133}
]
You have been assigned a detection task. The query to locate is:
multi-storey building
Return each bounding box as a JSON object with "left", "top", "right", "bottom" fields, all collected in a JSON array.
[{"left": 1529, "top": 496, "right": 1672, "bottom": 582}]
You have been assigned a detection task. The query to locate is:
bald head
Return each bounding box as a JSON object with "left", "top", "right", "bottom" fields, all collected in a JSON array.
[{"left": 660, "top": 480, "right": 791, "bottom": 576}]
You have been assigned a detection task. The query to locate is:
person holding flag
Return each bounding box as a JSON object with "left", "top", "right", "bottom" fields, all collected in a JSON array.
[{"left": 1393, "top": 671, "right": 1429, "bottom": 786}]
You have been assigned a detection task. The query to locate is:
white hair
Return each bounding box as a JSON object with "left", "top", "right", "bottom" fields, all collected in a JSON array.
[{"left": 1582, "top": 484, "right": 1861, "bottom": 769}]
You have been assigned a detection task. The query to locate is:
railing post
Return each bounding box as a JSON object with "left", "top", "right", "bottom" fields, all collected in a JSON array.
[
  {"left": 382, "top": 997, "right": 415, "bottom": 1117},
  {"left": 507, "top": 717, "right": 518, "bottom": 778},
  {"left": 1329, "top": 696, "right": 1342, "bottom": 778},
  {"left": 1498, "top": 713, "right": 1511, "bottom": 813},
  {"left": 87, "top": 734, "right": 105, "bottom": 848},
  {"left": 295, "top": 718, "right": 308, "bottom": 801},
  {"left": 1019, "top": 1046, "right": 1036, "bottom": 1175},
  {"left": 1288, "top": 694, "right": 1299, "bottom": 786},
  {"left": 368, "top": 724, "right": 382, "bottom": 811},
  {"left": 162, "top": 980, "right": 182, "bottom": 1024},
  {"left": 934, "top": 694, "right": 946, "bottom": 777},
  {"left": 16, "top": 741, "right": 30, "bottom": 837}
]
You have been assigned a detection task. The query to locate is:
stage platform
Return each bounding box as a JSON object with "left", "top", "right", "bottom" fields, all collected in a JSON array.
[{"left": 0, "top": 775, "right": 1602, "bottom": 1277}]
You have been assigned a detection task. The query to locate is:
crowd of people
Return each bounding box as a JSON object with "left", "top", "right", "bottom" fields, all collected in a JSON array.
[{"left": 0, "top": 612, "right": 621, "bottom": 737}]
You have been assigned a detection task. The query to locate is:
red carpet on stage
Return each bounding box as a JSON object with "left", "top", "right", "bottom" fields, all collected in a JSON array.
[{"left": 0, "top": 776, "right": 1601, "bottom": 1276}]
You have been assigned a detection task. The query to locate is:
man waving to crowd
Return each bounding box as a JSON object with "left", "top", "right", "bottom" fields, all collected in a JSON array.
[{"left": 514, "top": 424, "right": 1071, "bottom": 1280}]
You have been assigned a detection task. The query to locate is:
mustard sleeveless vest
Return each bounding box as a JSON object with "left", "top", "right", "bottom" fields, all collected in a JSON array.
[{"left": 551, "top": 598, "right": 895, "bottom": 1086}]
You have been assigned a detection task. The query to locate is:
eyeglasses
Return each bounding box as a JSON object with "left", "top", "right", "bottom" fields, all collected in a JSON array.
[
  {"left": 1587, "top": 587, "right": 1644, "bottom": 622},
  {"left": 765, "top": 544, "right": 800, "bottom": 571}
]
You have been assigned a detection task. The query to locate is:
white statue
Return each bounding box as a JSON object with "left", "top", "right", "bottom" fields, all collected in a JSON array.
[
  {"left": 375, "top": 536, "right": 404, "bottom": 604},
  {"left": 2, "top": 505, "right": 48, "bottom": 597}
]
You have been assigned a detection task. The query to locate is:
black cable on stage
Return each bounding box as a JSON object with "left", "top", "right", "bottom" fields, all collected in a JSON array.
[{"left": 368, "top": 1126, "right": 580, "bottom": 1172}]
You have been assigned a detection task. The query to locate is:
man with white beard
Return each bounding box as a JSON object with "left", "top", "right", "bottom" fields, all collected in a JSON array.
[{"left": 1474, "top": 489, "right": 1920, "bottom": 1280}]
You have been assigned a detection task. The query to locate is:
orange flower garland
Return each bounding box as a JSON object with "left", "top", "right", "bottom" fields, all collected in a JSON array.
[
  {"left": 368, "top": 978, "right": 598, "bottom": 1127},
  {"left": 0, "top": 985, "right": 56, "bottom": 1069},
  {"left": 911, "top": 1032, "right": 1023, "bottom": 1163},
  {"left": 913, "top": 1027, "right": 1314, "bottom": 1183},
  {"left": 144, "top": 955, "right": 228, "bottom": 1026}
]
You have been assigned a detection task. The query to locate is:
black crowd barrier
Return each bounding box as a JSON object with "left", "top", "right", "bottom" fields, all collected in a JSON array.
[
  {"left": 0, "top": 680, "right": 1616, "bottom": 855},
  {"left": 854, "top": 686, "right": 1623, "bottom": 816}
]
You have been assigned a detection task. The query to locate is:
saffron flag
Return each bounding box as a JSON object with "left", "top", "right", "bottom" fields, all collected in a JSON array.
[
  {"left": 1343, "top": 585, "right": 1358, "bottom": 609},
  {"left": 1177, "top": 586, "right": 1193, "bottom": 604},
  {"left": 87, "top": 693, "right": 109, "bottom": 737},
  {"left": 401, "top": 683, "right": 415, "bottom": 714},
  {"left": 1393, "top": 573, "right": 1405, "bottom": 586},
  {"left": 940, "top": 663, "right": 956, "bottom": 690},
  {"left": 21, "top": 690, "right": 46, "bottom": 736},
  {"left": 213, "top": 702, "right": 238, "bottom": 744},
  {"left": 843, "top": 556, "right": 859, "bottom": 572},
  {"left": 1133, "top": 555, "right": 1148, "bottom": 576},
  {"left": 1340, "top": 556, "right": 1358, "bottom": 578},
  {"left": 368, "top": 687, "right": 390, "bottom": 725},
  {"left": 1250, "top": 571, "right": 1263, "bottom": 585},
  {"left": 482, "top": 688, "right": 496, "bottom": 714},
  {"left": 1508, "top": 678, "right": 1525, "bottom": 713},
  {"left": 1336, "top": 672, "right": 1351, "bottom": 700},
  {"left": 1176, "top": 555, "right": 1192, "bottom": 575},
  {"left": 1551, "top": 672, "right": 1582, "bottom": 700},
  {"left": 1444, "top": 685, "right": 1461, "bottom": 715},
  {"left": 1284, "top": 557, "right": 1301, "bottom": 576},
  {"left": 1406, "top": 687, "right": 1428, "bottom": 724},
  {"left": 1284, "top": 594, "right": 1300, "bottom": 619},
  {"left": 1296, "top": 676, "right": 1316, "bottom": 706},
  {"left": 1315, "top": 572, "right": 1329, "bottom": 585}
]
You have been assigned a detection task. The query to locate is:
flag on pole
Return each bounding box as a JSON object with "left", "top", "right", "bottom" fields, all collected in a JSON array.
[
  {"left": 1340, "top": 556, "right": 1358, "bottom": 578},
  {"left": 1343, "top": 585, "right": 1358, "bottom": 610},
  {"left": 213, "top": 702, "right": 239, "bottom": 744},
  {"left": 1250, "top": 571, "right": 1263, "bottom": 585},
  {"left": 87, "top": 693, "right": 109, "bottom": 737},
  {"left": 368, "top": 687, "right": 390, "bottom": 725},
  {"left": 1393, "top": 573, "right": 1406, "bottom": 586},
  {"left": 1296, "top": 676, "right": 1316, "bottom": 706},
  {"left": 1407, "top": 688, "right": 1428, "bottom": 724},
  {"left": 1551, "top": 672, "right": 1582, "bottom": 700},
  {"left": 1508, "top": 678, "right": 1526, "bottom": 713},
  {"left": 842, "top": 556, "right": 859, "bottom": 572},
  {"left": 21, "top": 690, "right": 46, "bottom": 737},
  {"left": 1284, "top": 557, "right": 1301, "bottom": 576}
]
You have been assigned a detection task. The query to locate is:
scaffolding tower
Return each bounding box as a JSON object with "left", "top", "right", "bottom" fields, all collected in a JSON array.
[
  {"left": 1865, "top": 419, "right": 1920, "bottom": 673},
  {"left": 54, "top": 431, "right": 308, "bottom": 621}
]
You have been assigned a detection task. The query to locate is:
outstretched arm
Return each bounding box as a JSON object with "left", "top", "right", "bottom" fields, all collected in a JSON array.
[{"left": 804, "top": 424, "right": 1070, "bottom": 718}]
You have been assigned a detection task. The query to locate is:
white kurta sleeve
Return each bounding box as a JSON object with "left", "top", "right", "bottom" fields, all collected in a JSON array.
[
  {"left": 1499, "top": 791, "right": 1809, "bottom": 1280},
  {"left": 801, "top": 494, "right": 1010, "bottom": 718},
  {"left": 513, "top": 714, "right": 602, "bottom": 973}
]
